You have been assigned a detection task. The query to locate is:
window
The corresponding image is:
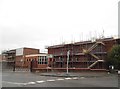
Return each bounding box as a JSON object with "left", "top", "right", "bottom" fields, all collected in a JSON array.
[
  {"left": 38, "top": 56, "right": 48, "bottom": 64},
  {"left": 38, "top": 59, "right": 41, "bottom": 64},
  {"left": 45, "top": 56, "right": 47, "bottom": 60}
]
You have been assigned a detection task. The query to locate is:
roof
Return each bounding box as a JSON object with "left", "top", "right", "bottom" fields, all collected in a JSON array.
[
  {"left": 17, "top": 47, "right": 39, "bottom": 50},
  {"left": 2, "top": 50, "right": 16, "bottom": 54},
  {"left": 47, "top": 37, "right": 119, "bottom": 49},
  {"left": 25, "top": 53, "right": 48, "bottom": 57},
  {"left": 2, "top": 47, "right": 39, "bottom": 54}
]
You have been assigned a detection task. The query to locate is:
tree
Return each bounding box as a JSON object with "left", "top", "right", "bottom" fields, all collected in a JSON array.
[{"left": 106, "top": 45, "right": 120, "bottom": 70}]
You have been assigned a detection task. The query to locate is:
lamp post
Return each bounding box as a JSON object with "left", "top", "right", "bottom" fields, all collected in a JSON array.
[{"left": 67, "top": 50, "right": 70, "bottom": 74}]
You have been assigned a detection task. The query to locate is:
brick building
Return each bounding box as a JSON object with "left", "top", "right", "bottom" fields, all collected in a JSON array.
[
  {"left": 2, "top": 38, "right": 120, "bottom": 72},
  {"left": 2, "top": 47, "right": 39, "bottom": 68},
  {"left": 2, "top": 47, "right": 52, "bottom": 69},
  {"left": 47, "top": 37, "right": 120, "bottom": 71},
  {"left": 2, "top": 50, "right": 16, "bottom": 62},
  {"left": 15, "top": 47, "right": 39, "bottom": 67},
  {"left": 24, "top": 53, "right": 49, "bottom": 69}
]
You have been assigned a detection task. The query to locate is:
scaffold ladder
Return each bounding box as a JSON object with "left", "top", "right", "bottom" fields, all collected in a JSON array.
[
  {"left": 82, "top": 41, "right": 105, "bottom": 68},
  {"left": 88, "top": 60, "right": 104, "bottom": 68}
]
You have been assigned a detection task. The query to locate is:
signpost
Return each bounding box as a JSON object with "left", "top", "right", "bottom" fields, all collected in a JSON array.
[{"left": 67, "top": 50, "right": 70, "bottom": 74}]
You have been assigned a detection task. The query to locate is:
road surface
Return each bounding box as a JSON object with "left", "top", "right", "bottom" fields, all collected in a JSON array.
[{"left": 1, "top": 71, "right": 118, "bottom": 87}]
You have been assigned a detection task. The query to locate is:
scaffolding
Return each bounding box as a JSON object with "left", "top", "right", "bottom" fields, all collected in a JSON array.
[
  {"left": 51, "top": 40, "right": 107, "bottom": 69},
  {"left": 46, "top": 37, "right": 119, "bottom": 71},
  {"left": 82, "top": 41, "right": 105, "bottom": 68}
]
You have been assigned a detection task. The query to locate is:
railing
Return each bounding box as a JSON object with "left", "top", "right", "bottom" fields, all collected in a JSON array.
[{"left": 2, "top": 61, "right": 30, "bottom": 72}]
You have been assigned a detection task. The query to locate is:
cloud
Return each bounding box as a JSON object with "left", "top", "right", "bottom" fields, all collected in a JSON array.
[{"left": 0, "top": 0, "right": 118, "bottom": 52}]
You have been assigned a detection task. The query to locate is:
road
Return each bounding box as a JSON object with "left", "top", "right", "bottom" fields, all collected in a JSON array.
[{"left": 2, "top": 71, "right": 118, "bottom": 87}]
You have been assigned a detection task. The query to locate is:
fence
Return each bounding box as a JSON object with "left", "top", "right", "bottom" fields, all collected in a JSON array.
[
  {"left": 2, "top": 60, "right": 42, "bottom": 72},
  {"left": 2, "top": 61, "right": 15, "bottom": 71},
  {"left": 2, "top": 61, "right": 30, "bottom": 72}
]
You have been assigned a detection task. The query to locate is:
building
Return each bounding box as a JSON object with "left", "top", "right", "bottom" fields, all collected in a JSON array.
[
  {"left": 24, "top": 53, "right": 48, "bottom": 69},
  {"left": 2, "top": 37, "right": 120, "bottom": 72},
  {"left": 15, "top": 47, "right": 39, "bottom": 67},
  {"left": 2, "top": 47, "right": 53, "bottom": 70},
  {"left": 47, "top": 37, "right": 120, "bottom": 71},
  {"left": 2, "top": 47, "right": 39, "bottom": 68},
  {"left": 2, "top": 49, "right": 16, "bottom": 62}
]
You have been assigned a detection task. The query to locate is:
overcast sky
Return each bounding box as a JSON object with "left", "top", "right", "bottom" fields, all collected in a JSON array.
[{"left": 0, "top": 0, "right": 119, "bottom": 53}]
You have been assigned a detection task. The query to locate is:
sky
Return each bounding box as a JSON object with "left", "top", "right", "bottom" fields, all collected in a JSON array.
[{"left": 0, "top": 0, "right": 119, "bottom": 53}]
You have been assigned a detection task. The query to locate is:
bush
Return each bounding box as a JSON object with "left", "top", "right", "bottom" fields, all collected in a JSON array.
[{"left": 106, "top": 45, "right": 120, "bottom": 70}]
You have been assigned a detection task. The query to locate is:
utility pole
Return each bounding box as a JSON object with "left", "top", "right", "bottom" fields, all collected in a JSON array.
[{"left": 67, "top": 50, "right": 70, "bottom": 74}]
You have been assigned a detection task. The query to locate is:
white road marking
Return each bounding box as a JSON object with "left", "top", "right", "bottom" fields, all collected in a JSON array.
[
  {"left": 2, "top": 76, "right": 80, "bottom": 86},
  {"left": 23, "top": 83, "right": 28, "bottom": 86},
  {"left": 72, "top": 77, "right": 79, "bottom": 80},
  {"left": 65, "top": 78, "right": 72, "bottom": 80},
  {"left": 80, "top": 77, "right": 85, "bottom": 79},
  {"left": 56, "top": 78, "right": 64, "bottom": 81},
  {"left": 36, "top": 80, "right": 45, "bottom": 83},
  {"left": 27, "top": 82, "right": 36, "bottom": 85},
  {"left": 47, "top": 79, "right": 55, "bottom": 82}
]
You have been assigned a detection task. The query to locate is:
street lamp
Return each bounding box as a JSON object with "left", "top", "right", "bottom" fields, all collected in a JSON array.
[{"left": 67, "top": 50, "right": 70, "bottom": 74}]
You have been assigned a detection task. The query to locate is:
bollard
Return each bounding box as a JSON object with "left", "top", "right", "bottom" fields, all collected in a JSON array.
[{"left": 118, "top": 70, "right": 120, "bottom": 89}]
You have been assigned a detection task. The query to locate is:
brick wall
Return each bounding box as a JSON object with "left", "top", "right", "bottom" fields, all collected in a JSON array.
[
  {"left": 15, "top": 56, "right": 23, "bottom": 67},
  {"left": 25, "top": 56, "right": 38, "bottom": 68},
  {"left": 23, "top": 48, "right": 39, "bottom": 55}
]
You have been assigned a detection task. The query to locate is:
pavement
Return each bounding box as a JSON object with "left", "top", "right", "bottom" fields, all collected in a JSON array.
[{"left": 36, "top": 71, "right": 116, "bottom": 77}]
